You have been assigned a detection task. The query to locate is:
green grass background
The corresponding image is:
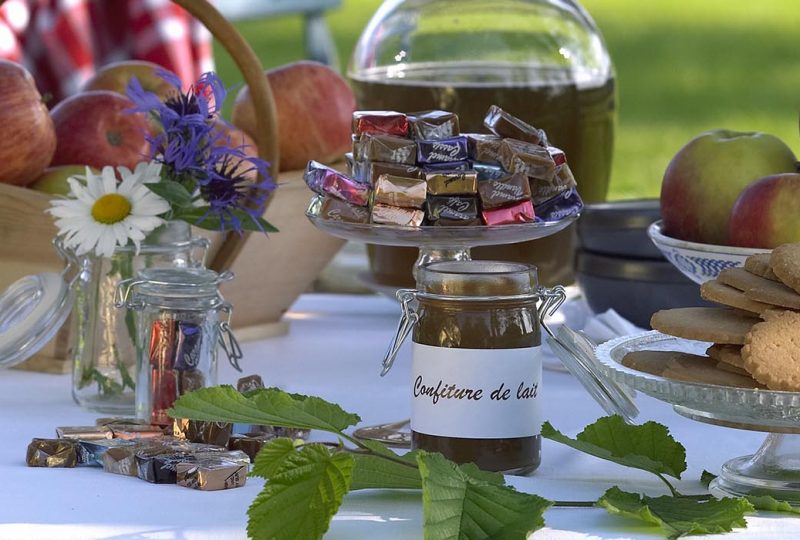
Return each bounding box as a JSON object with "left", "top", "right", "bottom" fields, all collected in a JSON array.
[{"left": 213, "top": 0, "right": 800, "bottom": 200}]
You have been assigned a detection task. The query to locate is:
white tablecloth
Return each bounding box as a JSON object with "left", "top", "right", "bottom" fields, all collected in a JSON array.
[{"left": 0, "top": 294, "right": 795, "bottom": 539}]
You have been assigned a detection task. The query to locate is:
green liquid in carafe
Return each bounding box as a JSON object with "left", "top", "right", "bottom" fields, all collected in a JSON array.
[{"left": 351, "top": 63, "right": 616, "bottom": 286}]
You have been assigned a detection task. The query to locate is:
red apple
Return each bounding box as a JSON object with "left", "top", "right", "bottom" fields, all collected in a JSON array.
[
  {"left": 0, "top": 61, "right": 56, "bottom": 186},
  {"left": 29, "top": 165, "right": 97, "bottom": 195},
  {"left": 212, "top": 120, "right": 259, "bottom": 180},
  {"left": 50, "top": 90, "right": 151, "bottom": 170},
  {"left": 728, "top": 173, "right": 800, "bottom": 248},
  {"left": 661, "top": 129, "right": 796, "bottom": 245},
  {"left": 232, "top": 61, "right": 355, "bottom": 171},
  {"left": 83, "top": 60, "right": 175, "bottom": 100}
]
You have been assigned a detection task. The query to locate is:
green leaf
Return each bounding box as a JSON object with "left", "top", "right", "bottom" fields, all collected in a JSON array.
[
  {"left": 251, "top": 437, "right": 298, "bottom": 479},
  {"left": 145, "top": 180, "right": 194, "bottom": 208},
  {"left": 416, "top": 451, "right": 552, "bottom": 539},
  {"left": 598, "top": 486, "right": 752, "bottom": 539},
  {"left": 247, "top": 444, "right": 353, "bottom": 540},
  {"left": 168, "top": 386, "right": 361, "bottom": 433},
  {"left": 350, "top": 441, "right": 421, "bottom": 490},
  {"left": 700, "top": 470, "right": 716, "bottom": 488},
  {"left": 175, "top": 206, "right": 278, "bottom": 233},
  {"left": 744, "top": 495, "right": 800, "bottom": 515},
  {"left": 542, "top": 416, "right": 687, "bottom": 479}
]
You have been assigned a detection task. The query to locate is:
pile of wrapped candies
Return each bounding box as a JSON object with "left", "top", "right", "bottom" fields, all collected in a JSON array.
[
  {"left": 25, "top": 375, "right": 308, "bottom": 491},
  {"left": 304, "top": 105, "right": 584, "bottom": 227}
]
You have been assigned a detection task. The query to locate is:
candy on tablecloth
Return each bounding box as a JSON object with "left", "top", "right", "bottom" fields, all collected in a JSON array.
[
  {"left": 483, "top": 105, "right": 546, "bottom": 145},
  {"left": 352, "top": 111, "right": 408, "bottom": 137},
  {"left": 477, "top": 173, "right": 532, "bottom": 209},
  {"left": 55, "top": 426, "right": 112, "bottom": 441},
  {"left": 416, "top": 136, "right": 469, "bottom": 164},
  {"left": 374, "top": 175, "right": 427, "bottom": 209},
  {"left": 482, "top": 199, "right": 536, "bottom": 225},
  {"left": 27, "top": 438, "right": 78, "bottom": 467},
  {"left": 408, "top": 110, "right": 459, "bottom": 140},
  {"left": 172, "top": 419, "right": 233, "bottom": 448},
  {"left": 177, "top": 460, "right": 247, "bottom": 491}
]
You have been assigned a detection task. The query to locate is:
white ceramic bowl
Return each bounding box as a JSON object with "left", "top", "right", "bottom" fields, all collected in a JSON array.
[{"left": 647, "top": 220, "right": 767, "bottom": 284}]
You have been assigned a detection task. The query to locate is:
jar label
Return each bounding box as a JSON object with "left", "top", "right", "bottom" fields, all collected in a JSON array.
[{"left": 411, "top": 343, "right": 542, "bottom": 439}]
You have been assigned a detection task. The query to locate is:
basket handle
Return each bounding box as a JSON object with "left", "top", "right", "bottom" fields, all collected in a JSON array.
[{"left": 172, "top": 0, "right": 280, "bottom": 272}]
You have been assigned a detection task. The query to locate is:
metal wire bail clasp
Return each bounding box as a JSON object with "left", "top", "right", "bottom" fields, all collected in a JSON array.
[
  {"left": 218, "top": 302, "right": 243, "bottom": 372},
  {"left": 381, "top": 289, "right": 419, "bottom": 376},
  {"left": 113, "top": 278, "right": 147, "bottom": 309},
  {"left": 536, "top": 285, "right": 567, "bottom": 340}
]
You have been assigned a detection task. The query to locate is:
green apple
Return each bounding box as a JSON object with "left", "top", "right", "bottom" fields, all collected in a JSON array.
[
  {"left": 728, "top": 173, "right": 800, "bottom": 248},
  {"left": 30, "top": 165, "right": 93, "bottom": 195},
  {"left": 660, "top": 129, "right": 797, "bottom": 244},
  {"left": 83, "top": 60, "right": 174, "bottom": 99}
]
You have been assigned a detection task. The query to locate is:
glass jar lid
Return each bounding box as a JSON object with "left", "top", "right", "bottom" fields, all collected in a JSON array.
[
  {"left": 116, "top": 267, "right": 234, "bottom": 309},
  {"left": 416, "top": 260, "right": 538, "bottom": 297},
  {"left": 0, "top": 272, "right": 73, "bottom": 368}
]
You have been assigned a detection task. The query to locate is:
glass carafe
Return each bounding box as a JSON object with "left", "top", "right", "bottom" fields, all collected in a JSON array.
[{"left": 349, "top": 0, "right": 615, "bottom": 286}]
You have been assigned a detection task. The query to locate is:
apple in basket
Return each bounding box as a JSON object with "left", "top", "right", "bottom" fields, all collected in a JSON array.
[
  {"left": 660, "top": 129, "right": 796, "bottom": 245},
  {"left": 211, "top": 120, "right": 259, "bottom": 181},
  {"left": 728, "top": 172, "right": 800, "bottom": 248},
  {"left": 232, "top": 60, "right": 356, "bottom": 171},
  {"left": 29, "top": 165, "right": 94, "bottom": 196},
  {"left": 0, "top": 60, "right": 57, "bottom": 186},
  {"left": 83, "top": 60, "right": 175, "bottom": 99},
  {"left": 50, "top": 90, "right": 151, "bottom": 171}
]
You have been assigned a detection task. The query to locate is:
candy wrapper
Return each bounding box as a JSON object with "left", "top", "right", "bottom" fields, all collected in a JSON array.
[
  {"left": 27, "top": 438, "right": 78, "bottom": 468},
  {"left": 110, "top": 424, "right": 166, "bottom": 440},
  {"left": 177, "top": 460, "right": 247, "bottom": 491},
  {"left": 355, "top": 133, "right": 417, "bottom": 165},
  {"left": 483, "top": 105, "right": 546, "bottom": 145},
  {"left": 416, "top": 136, "right": 469, "bottom": 164},
  {"left": 374, "top": 175, "right": 427, "bottom": 209},
  {"left": 172, "top": 419, "right": 233, "bottom": 448},
  {"left": 471, "top": 161, "right": 507, "bottom": 181},
  {"left": 531, "top": 163, "right": 578, "bottom": 205},
  {"left": 498, "top": 139, "right": 555, "bottom": 181},
  {"left": 303, "top": 160, "right": 337, "bottom": 194},
  {"left": 371, "top": 204, "right": 425, "bottom": 227},
  {"left": 482, "top": 199, "right": 536, "bottom": 225},
  {"left": 426, "top": 196, "right": 480, "bottom": 225},
  {"left": 365, "top": 161, "right": 423, "bottom": 185},
  {"left": 55, "top": 426, "right": 112, "bottom": 441},
  {"left": 321, "top": 169, "right": 371, "bottom": 207},
  {"left": 478, "top": 174, "right": 532, "bottom": 209},
  {"left": 319, "top": 196, "right": 370, "bottom": 224},
  {"left": 425, "top": 171, "right": 478, "bottom": 196},
  {"left": 422, "top": 160, "right": 471, "bottom": 172},
  {"left": 547, "top": 146, "right": 567, "bottom": 167},
  {"left": 408, "top": 110, "right": 459, "bottom": 140},
  {"left": 77, "top": 439, "right": 136, "bottom": 466},
  {"left": 137, "top": 451, "right": 195, "bottom": 484},
  {"left": 174, "top": 321, "right": 202, "bottom": 370},
  {"left": 466, "top": 133, "right": 503, "bottom": 165},
  {"left": 352, "top": 111, "right": 408, "bottom": 137},
  {"left": 229, "top": 433, "right": 272, "bottom": 463},
  {"left": 534, "top": 187, "right": 584, "bottom": 221},
  {"left": 178, "top": 369, "right": 205, "bottom": 395}
]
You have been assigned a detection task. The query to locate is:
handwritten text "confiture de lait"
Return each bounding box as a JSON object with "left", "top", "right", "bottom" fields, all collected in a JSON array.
[{"left": 413, "top": 376, "right": 539, "bottom": 405}]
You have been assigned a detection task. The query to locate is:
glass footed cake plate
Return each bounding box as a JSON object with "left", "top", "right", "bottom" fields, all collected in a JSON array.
[
  {"left": 596, "top": 331, "right": 800, "bottom": 503},
  {"left": 306, "top": 197, "right": 578, "bottom": 277}
]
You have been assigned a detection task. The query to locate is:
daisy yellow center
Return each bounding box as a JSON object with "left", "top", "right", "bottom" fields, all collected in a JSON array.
[{"left": 91, "top": 194, "right": 132, "bottom": 224}]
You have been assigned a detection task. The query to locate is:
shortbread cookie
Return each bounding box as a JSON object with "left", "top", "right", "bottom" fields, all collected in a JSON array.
[
  {"left": 706, "top": 344, "right": 746, "bottom": 369},
  {"left": 621, "top": 350, "right": 762, "bottom": 388},
  {"left": 770, "top": 243, "right": 800, "bottom": 295},
  {"left": 743, "top": 310, "right": 800, "bottom": 391},
  {"left": 744, "top": 253, "right": 779, "bottom": 281},
  {"left": 700, "top": 280, "right": 772, "bottom": 314},
  {"left": 718, "top": 267, "right": 800, "bottom": 309},
  {"left": 651, "top": 307, "right": 759, "bottom": 345}
]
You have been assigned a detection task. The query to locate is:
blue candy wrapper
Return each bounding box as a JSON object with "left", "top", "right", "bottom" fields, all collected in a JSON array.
[{"left": 534, "top": 188, "right": 584, "bottom": 221}]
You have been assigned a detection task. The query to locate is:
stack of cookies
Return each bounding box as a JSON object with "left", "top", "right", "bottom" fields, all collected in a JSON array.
[{"left": 623, "top": 243, "right": 800, "bottom": 391}]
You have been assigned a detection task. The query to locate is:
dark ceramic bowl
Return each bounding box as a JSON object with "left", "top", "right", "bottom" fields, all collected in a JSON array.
[
  {"left": 576, "top": 250, "right": 711, "bottom": 328},
  {"left": 577, "top": 199, "right": 662, "bottom": 259}
]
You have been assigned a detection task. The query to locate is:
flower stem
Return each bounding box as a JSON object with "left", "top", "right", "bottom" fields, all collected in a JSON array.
[{"left": 552, "top": 501, "right": 597, "bottom": 508}]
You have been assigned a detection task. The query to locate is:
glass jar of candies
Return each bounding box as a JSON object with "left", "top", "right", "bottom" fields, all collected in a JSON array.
[{"left": 115, "top": 267, "right": 242, "bottom": 425}]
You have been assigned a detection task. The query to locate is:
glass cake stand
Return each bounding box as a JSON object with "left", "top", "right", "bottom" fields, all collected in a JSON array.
[
  {"left": 306, "top": 198, "right": 578, "bottom": 279},
  {"left": 596, "top": 331, "right": 800, "bottom": 503}
]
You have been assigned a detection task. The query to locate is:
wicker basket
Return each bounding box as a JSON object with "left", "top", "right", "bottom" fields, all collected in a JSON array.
[{"left": 0, "top": 0, "right": 344, "bottom": 372}]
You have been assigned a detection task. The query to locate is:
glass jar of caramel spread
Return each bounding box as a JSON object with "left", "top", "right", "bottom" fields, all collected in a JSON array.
[{"left": 383, "top": 261, "right": 566, "bottom": 474}]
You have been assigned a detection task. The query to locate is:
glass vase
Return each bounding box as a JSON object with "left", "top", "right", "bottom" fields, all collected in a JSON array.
[{"left": 70, "top": 221, "right": 208, "bottom": 414}]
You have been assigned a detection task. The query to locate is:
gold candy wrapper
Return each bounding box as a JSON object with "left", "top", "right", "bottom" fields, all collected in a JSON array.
[
  {"left": 371, "top": 204, "right": 425, "bottom": 227},
  {"left": 374, "top": 174, "right": 427, "bottom": 208},
  {"left": 177, "top": 460, "right": 248, "bottom": 491},
  {"left": 56, "top": 425, "right": 112, "bottom": 441},
  {"left": 27, "top": 438, "right": 78, "bottom": 468},
  {"left": 425, "top": 171, "right": 478, "bottom": 196}
]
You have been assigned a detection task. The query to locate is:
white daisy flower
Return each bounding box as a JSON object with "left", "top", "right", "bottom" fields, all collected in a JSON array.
[{"left": 48, "top": 164, "right": 171, "bottom": 258}]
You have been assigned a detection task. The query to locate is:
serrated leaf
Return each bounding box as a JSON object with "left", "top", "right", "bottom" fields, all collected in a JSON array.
[
  {"left": 598, "top": 486, "right": 752, "bottom": 539},
  {"left": 542, "top": 416, "right": 687, "bottom": 479},
  {"left": 417, "top": 451, "right": 552, "bottom": 539},
  {"left": 176, "top": 206, "right": 278, "bottom": 232},
  {"left": 700, "top": 470, "right": 716, "bottom": 488},
  {"left": 247, "top": 444, "right": 353, "bottom": 540},
  {"left": 744, "top": 494, "right": 800, "bottom": 515},
  {"left": 251, "top": 437, "right": 297, "bottom": 479},
  {"left": 146, "top": 180, "right": 194, "bottom": 208},
  {"left": 350, "top": 439, "right": 422, "bottom": 490},
  {"left": 168, "top": 385, "right": 360, "bottom": 433}
]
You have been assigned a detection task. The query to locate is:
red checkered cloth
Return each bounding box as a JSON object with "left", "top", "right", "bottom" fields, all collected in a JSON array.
[{"left": 0, "top": 0, "right": 214, "bottom": 103}]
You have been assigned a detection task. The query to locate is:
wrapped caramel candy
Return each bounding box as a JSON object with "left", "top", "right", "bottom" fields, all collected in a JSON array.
[
  {"left": 55, "top": 426, "right": 112, "bottom": 441},
  {"left": 498, "top": 139, "right": 555, "bottom": 181},
  {"left": 483, "top": 105, "right": 546, "bottom": 145},
  {"left": 366, "top": 161, "right": 423, "bottom": 185},
  {"left": 416, "top": 136, "right": 469, "bottom": 164},
  {"left": 426, "top": 196, "right": 480, "bottom": 226},
  {"left": 27, "top": 438, "right": 78, "bottom": 468},
  {"left": 374, "top": 175, "right": 427, "bottom": 208},
  {"left": 172, "top": 419, "right": 233, "bottom": 448},
  {"left": 408, "top": 110, "right": 459, "bottom": 140},
  {"left": 321, "top": 168, "right": 371, "bottom": 207},
  {"left": 425, "top": 171, "right": 478, "bottom": 196},
  {"left": 371, "top": 204, "right": 425, "bottom": 227},
  {"left": 535, "top": 187, "right": 584, "bottom": 221},
  {"left": 229, "top": 433, "right": 272, "bottom": 463},
  {"left": 423, "top": 160, "right": 471, "bottom": 172},
  {"left": 471, "top": 161, "right": 506, "bottom": 181},
  {"left": 177, "top": 460, "right": 248, "bottom": 491},
  {"left": 466, "top": 133, "right": 503, "bottom": 165},
  {"left": 530, "top": 163, "right": 578, "bottom": 205},
  {"left": 319, "top": 196, "right": 370, "bottom": 224},
  {"left": 355, "top": 133, "right": 417, "bottom": 165},
  {"left": 237, "top": 374, "right": 265, "bottom": 394},
  {"left": 482, "top": 199, "right": 536, "bottom": 225},
  {"left": 352, "top": 111, "right": 409, "bottom": 137},
  {"left": 478, "top": 174, "right": 532, "bottom": 209}
]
